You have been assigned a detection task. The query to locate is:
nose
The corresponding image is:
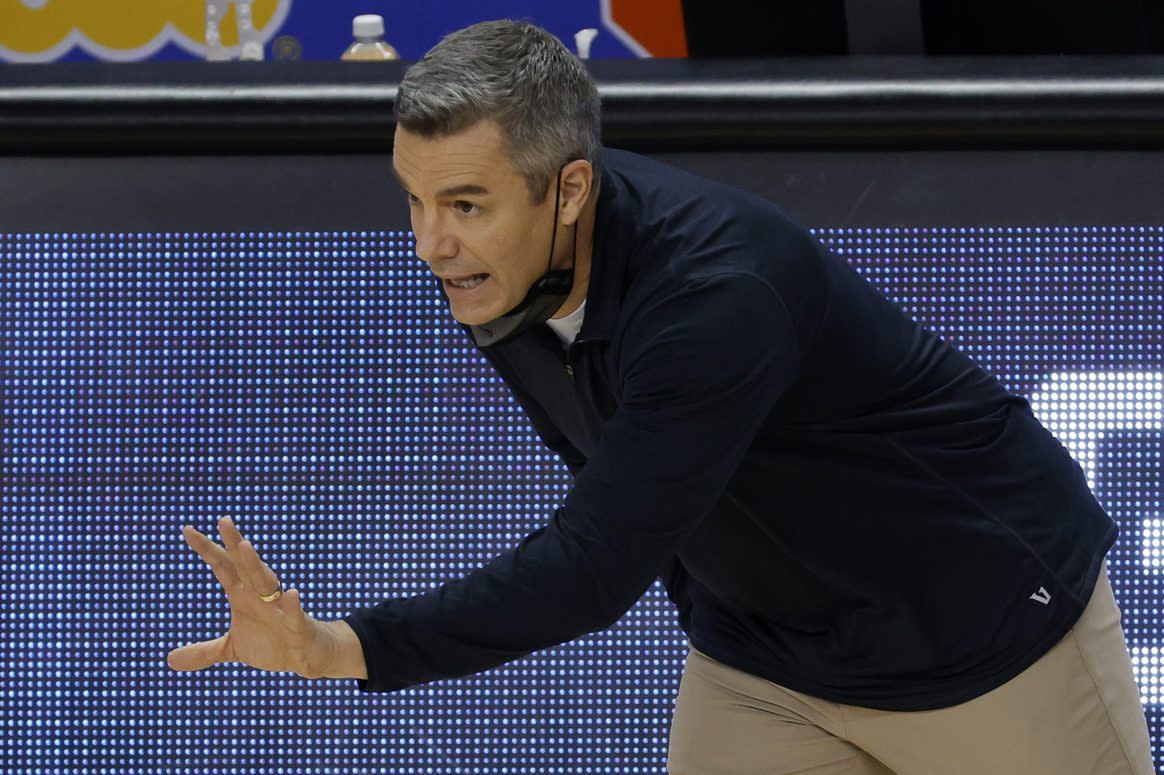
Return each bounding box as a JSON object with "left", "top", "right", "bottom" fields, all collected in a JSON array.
[{"left": 412, "top": 212, "right": 458, "bottom": 265}]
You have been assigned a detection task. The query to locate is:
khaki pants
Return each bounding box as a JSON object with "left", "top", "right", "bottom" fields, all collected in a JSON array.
[{"left": 667, "top": 560, "right": 1155, "bottom": 774}]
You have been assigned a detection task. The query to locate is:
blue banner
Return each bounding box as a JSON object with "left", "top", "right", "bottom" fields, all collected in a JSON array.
[{"left": 0, "top": 0, "right": 691, "bottom": 62}]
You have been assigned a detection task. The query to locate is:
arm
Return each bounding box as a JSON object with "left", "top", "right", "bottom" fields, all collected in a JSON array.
[{"left": 341, "top": 272, "right": 799, "bottom": 692}]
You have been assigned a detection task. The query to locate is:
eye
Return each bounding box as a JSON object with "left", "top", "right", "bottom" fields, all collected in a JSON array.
[
  {"left": 406, "top": 193, "right": 420, "bottom": 206},
  {"left": 454, "top": 201, "right": 481, "bottom": 216}
]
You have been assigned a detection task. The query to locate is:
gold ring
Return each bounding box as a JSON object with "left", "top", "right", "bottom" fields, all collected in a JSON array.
[{"left": 259, "top": 584, "right": 283, "bottom": 603}]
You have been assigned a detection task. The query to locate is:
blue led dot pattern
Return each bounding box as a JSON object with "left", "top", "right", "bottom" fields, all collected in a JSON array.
[{"left": 1, "top": 225, "right": 1161, "bottom": 773}]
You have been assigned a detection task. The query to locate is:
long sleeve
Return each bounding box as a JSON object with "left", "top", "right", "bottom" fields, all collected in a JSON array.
[{"left": 342, "top": 272, "right": 799, "bottom": 693}]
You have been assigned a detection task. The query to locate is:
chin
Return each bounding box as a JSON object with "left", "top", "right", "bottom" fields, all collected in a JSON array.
[{"left": 449, "top": 300, "right": 501, "bottom": 327}]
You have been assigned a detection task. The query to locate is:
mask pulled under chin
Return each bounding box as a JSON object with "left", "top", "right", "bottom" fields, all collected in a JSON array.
[{"left": 466, "top": 267, "right": 573, "bottom": 347}]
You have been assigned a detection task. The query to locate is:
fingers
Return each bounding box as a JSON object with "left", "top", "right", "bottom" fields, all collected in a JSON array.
[
  {"left": 217, "top": 515, "right": 245, "bottom": 552},
  {"left": 218, "top": 517, "right": 284, "bottom": 603},
  {"left": 236, "top": 536, "right": 286, "bottom": 603},
  {"left": 217, "top": 516, "right": 259, "bottom": 590},
  {"left": 182, "top": 525, "right": 243, "bottom": 592},
  {"left": 167, "top": 633, "right": 232, "bottom": 671}
]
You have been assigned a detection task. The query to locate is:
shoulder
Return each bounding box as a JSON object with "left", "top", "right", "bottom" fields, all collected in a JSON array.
[
  {"left": 616, "top": 270, "right": 801, "bottom": 384},
  {"left": 600, "top": 149, "right": 831, "bottom": 367}
]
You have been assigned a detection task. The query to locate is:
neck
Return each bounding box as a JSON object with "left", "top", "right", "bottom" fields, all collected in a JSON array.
[{"left": 549, "top": 188, "right": 597, "bottom": 319}]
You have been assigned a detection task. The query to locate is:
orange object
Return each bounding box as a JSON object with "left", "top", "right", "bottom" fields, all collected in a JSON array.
[{"left": 608, "top": 0, "right": 688, "bottom": 57}]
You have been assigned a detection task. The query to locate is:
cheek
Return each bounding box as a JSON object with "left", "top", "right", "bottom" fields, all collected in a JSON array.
[
  {"left": 477, "top": 228, "right": 525, "bottom": 281},
  {"left": 495, "top": 244, "right": 541, "bottom": 290},
  {"left": 473, "top": 213, "right": 543, "bottom": 287}
]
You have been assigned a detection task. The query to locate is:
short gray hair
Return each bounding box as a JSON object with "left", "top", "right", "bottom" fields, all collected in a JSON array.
[{"left": 394, "top": 19, "right": 602, "bottom": 204}]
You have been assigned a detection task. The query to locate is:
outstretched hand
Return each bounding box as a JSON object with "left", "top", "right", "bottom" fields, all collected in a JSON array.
[{"left": 167, "top": 517, "right": 337, "bottom": 679}]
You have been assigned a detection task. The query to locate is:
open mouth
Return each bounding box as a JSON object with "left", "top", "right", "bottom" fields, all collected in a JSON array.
[{"left": 445, "top": 274, "right": 490, "bottom": 290}]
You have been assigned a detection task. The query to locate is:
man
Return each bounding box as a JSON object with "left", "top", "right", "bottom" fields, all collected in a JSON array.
[{"left": 168, "top": 19, "right": 1155, "bottom": 775}]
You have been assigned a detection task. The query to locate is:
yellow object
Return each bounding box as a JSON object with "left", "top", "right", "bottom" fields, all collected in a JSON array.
[
  {"left": 0, "top": 0, "right": 286, "bottom": 60},
  {"left": 340, "top": 13, "right": 398, "bottom": 61}
]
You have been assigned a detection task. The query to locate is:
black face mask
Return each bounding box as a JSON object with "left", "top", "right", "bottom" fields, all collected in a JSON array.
[{"left": 466, "top": 162, "right": 579, "bottom": 348}]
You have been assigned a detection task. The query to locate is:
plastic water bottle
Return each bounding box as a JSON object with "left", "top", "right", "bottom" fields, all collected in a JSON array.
[{"left": 341, "top": 14, "right": 399, "bottom": 61}]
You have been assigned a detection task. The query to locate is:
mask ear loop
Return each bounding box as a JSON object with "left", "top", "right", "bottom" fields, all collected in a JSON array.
[
  {"left": 545, "top": 163, "right": 566, "bottom": 275},
  {"left": 464, "top": 161, "right": 583, "bottom": 346},
  {"left": 556, "top": 163, "right": 582, "bottom": 281},
  {"left": 569, "top": 198, "right": 579, "bottom": 271}
]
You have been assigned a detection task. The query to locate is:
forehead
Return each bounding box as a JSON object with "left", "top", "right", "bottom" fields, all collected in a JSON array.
[{"left": 392, "top": 120, "right": 520, "bottom": 189}]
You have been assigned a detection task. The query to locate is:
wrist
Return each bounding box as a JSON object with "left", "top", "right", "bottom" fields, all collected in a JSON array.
[{"left": 320, "top": 619, "right": 368, "bottom": 680}]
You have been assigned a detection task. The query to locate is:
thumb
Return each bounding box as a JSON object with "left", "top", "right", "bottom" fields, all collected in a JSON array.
[{"left": 167, "top": 633, "right": 231, "bottom": 672}]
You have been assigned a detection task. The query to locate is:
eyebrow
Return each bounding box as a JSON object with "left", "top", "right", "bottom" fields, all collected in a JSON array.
[{"left": 391, "top": 165, "right": 491, "bottom": 198}]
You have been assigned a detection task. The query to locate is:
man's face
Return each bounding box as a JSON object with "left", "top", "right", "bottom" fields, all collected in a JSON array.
[{"left": 392, "top": 120, "right": 555, "bottom": 326}]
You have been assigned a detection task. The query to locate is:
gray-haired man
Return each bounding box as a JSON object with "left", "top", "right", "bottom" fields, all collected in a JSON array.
[{"left": 171, "top": 19, "right": 1154, "bottom": 775}]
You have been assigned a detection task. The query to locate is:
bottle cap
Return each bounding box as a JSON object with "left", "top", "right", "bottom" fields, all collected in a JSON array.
[{"left": 353, "top": 14, "right": 385, "bottom": 39}]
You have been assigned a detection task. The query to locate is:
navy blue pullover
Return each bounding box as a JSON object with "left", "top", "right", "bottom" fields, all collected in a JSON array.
[{"left": 342, "top": 147, "right": 1118, "bottom": 711}]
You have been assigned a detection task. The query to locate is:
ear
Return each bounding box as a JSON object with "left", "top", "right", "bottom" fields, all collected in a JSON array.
[{"left": 558, "top": 160, "right": 594, "bottom": 226}]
